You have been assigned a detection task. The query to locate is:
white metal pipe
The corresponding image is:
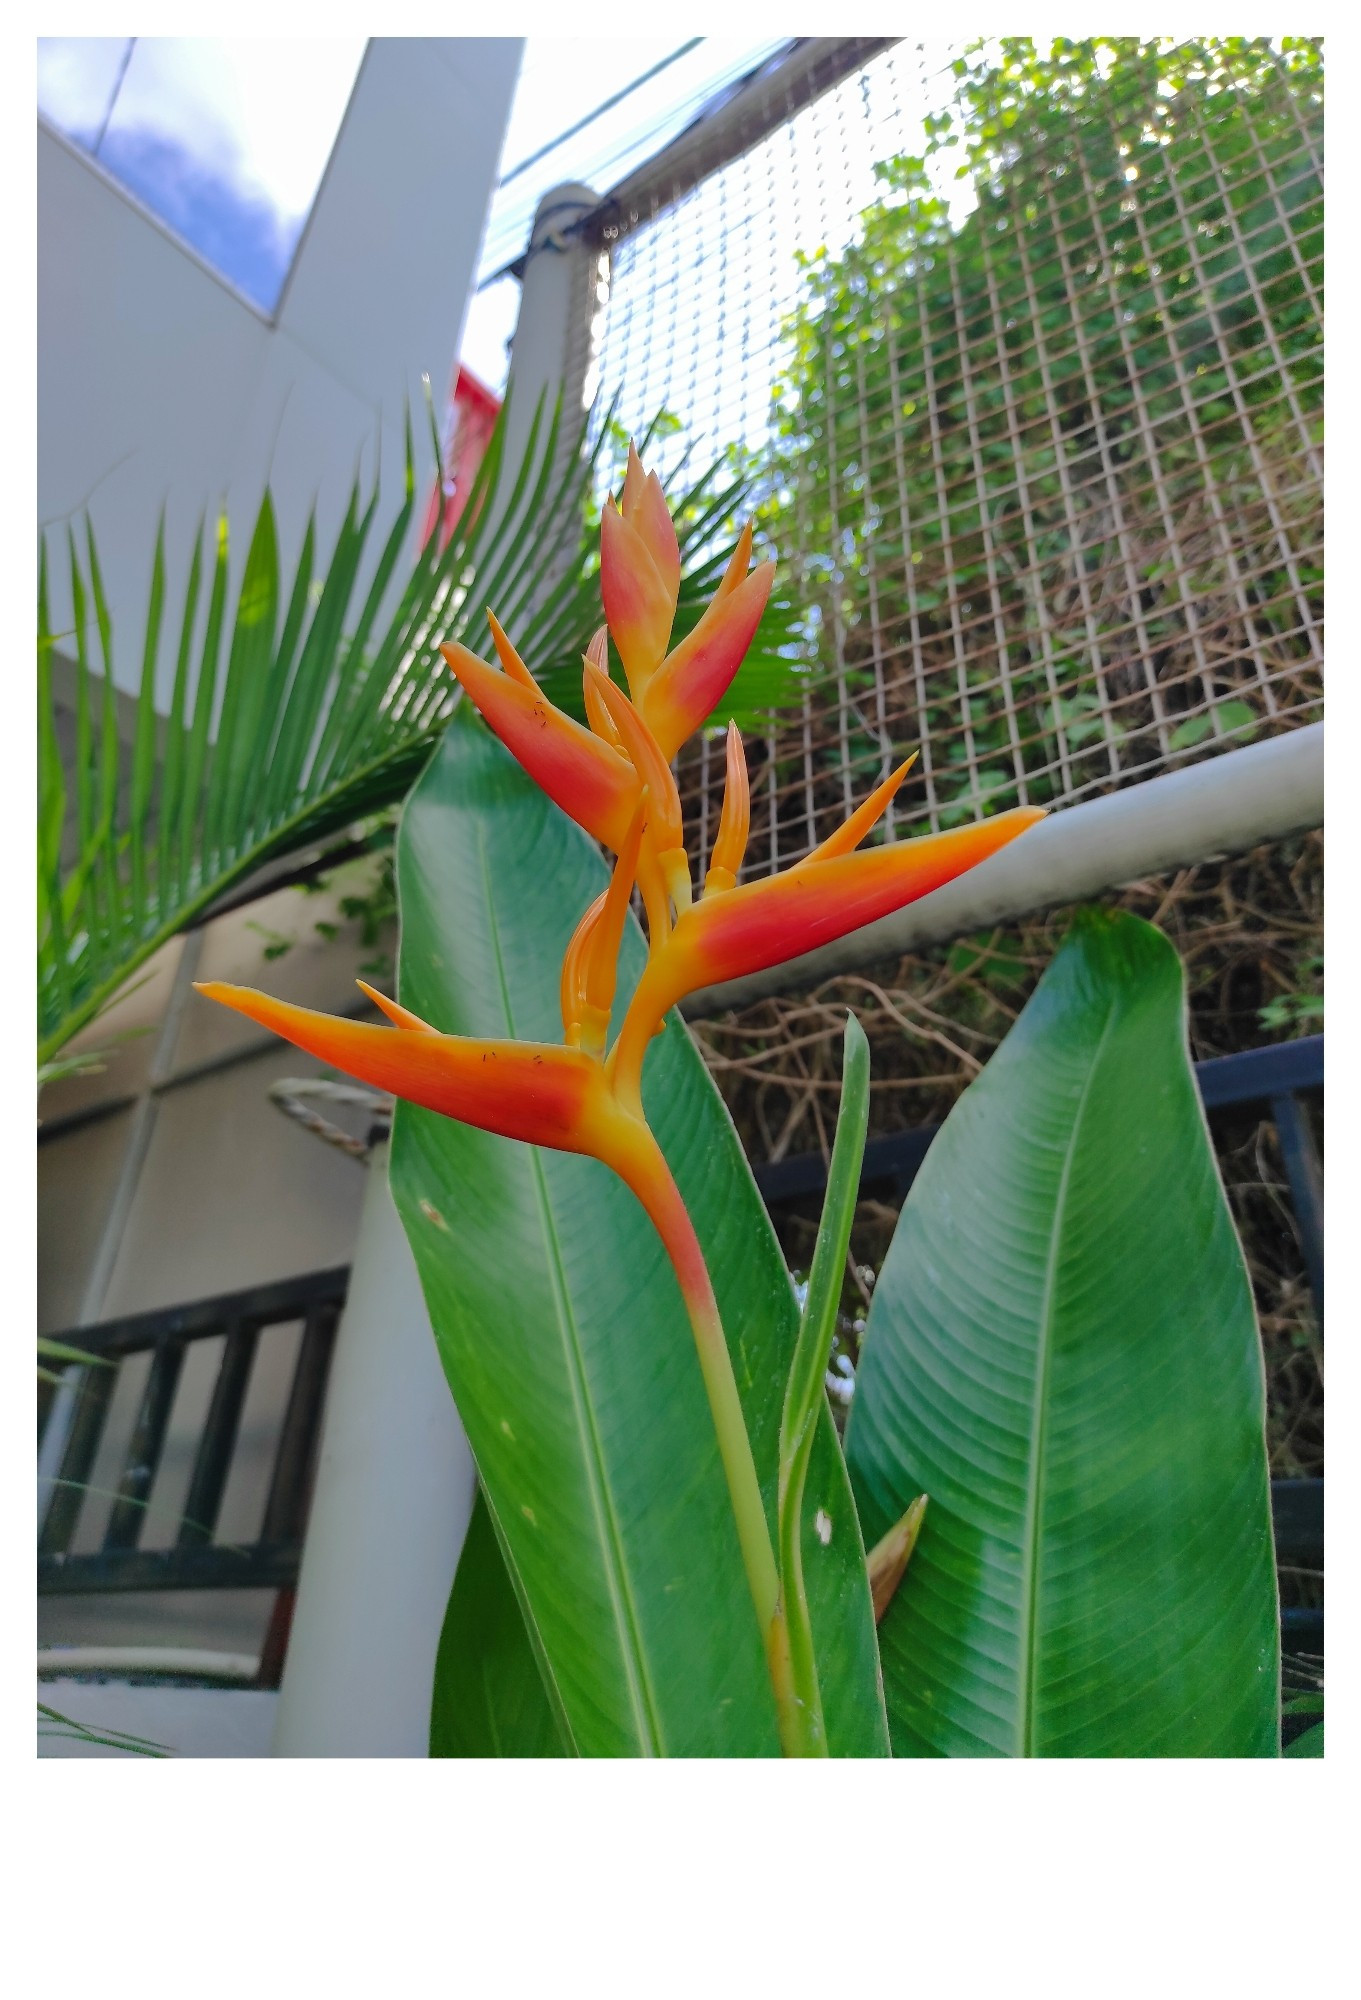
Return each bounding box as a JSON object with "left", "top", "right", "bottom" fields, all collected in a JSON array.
[
  {"left": 683, "top": 724, "right": 1324, "bottom": 1015},
  {"left": 270, "top": 1145, "right": 476, "bottom": 1758},
  {"left": 499, "top": 182, "right": 599, "bottom": 479}
]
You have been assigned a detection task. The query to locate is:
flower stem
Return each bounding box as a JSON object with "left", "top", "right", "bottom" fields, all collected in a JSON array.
[{"left": 623, "top": 1129, "right": 813, "bottom": 1757}]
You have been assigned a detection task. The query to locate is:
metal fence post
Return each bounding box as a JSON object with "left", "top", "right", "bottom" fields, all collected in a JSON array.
[{"left": 491, "top": 183, "right": 605, "bottom": 619}]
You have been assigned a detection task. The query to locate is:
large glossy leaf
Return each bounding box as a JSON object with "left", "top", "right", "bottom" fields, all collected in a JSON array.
[
  {"left": 430, "top": 1489, "right": 570, "bottom": 1758},
  {"left": 845, "top": 909, "right": 1280, "bottom": 1757},
  {"left": 389, "top": 709, "right": 889, "bottom": 1757}
]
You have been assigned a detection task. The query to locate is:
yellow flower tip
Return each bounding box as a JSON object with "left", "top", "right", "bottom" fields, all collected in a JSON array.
[
  {"left": 706, "top": 720, "right": 750, "bottom": 891},
  {"left": 661, "top": 847, "right": 693, "bottom": 915},
  {"left": 484, "top": 610, "right": 537, "bottom": 691},
  {"left": 355, "top": 980, "right": 436, "bottom": 1034},
  {"left": 805, "top": 750, "right": 922, "bottom": 866},
  {"left": 599, "top": 497, "right": 676, "bottom": 695},
  {"left": 560, "top": 889, "right": 607, "bottom": 1046},
  {"left": 716, "top": 520, "right": 755, "bottom": 600},
  {"left": 621, "top": 441, "right": 645, "bottom": 510}
]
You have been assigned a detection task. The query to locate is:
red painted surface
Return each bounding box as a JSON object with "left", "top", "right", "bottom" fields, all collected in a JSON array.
[{"left": 420, "top": 364, "right": 502, "bottom": 551}]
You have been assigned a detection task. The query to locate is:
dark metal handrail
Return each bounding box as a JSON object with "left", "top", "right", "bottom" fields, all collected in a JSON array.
[{"left": 38, "top": 1267, "right": 349, "bottom": 1628}]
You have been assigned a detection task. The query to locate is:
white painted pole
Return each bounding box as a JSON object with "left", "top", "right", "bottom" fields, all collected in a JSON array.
[
  {"left": 489, "top": 182, "right": 603, "bottom": 620},
  {"left": 270, "top": 1145, "right": 476, "bottom": 1757},
  {"left": 501, "top": 182, "right": 601, "bottom": 465},
  {"left": 683, "top": 724, "right": 1325, "bottom": 1014},
  {"left": 271, "top": 185, "right": 603, "bottom": 1759}
]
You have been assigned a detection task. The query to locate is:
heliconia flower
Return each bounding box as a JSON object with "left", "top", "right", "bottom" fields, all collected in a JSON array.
[
  {"left": 192, "top": 980, "right": 643, "bottom": 1164},
  {"left": 641, "top": 548, "right": 774, "bottom": 762},
  {"left": 582, "top": 627, "right": 624, "bottom": 749},
  {"left": 561, "top": 795, "right": 649, "bottom": 1057},
  {"left": 584, "top": 662, "right": 692, "bottom": 913},
  {"left": 600, "top": 500, "right": 677, "bottom": 700},
  {"left": 560, "top": 891, "right": 608, "bottom": 1048},
  {"left": 442, "top": 624, "right": 638, "bottom": 853},
  {"left": 194, "top": 437, "right": 1052, "bottom": 1762},
  {"left": 608, "top": 759, "right": 1046, "bottom": 1096},
  {"left": 600, "top": 448, "right": 682, "bottom": 697},
  {"left": 619, "top": 442, "right": 681, "bottom": 602}
]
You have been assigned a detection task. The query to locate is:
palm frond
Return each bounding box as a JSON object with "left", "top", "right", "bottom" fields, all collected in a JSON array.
[
  {"left": 39, "top": 393, "right": 585, "bottom": 1058},
  {"left": 38, "top": 395, "right": 810, "bottom": 1062}
]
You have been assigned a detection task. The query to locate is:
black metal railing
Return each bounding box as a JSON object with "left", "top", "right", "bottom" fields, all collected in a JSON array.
[{"left": 38, "top": 1266, "right": 349, "bottom": 1681}]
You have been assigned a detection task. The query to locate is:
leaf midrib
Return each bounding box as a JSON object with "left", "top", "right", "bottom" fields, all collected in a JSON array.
[
  {"left": 475, "top": 821, "right": 665, "bottom": 1757},
  {"left": 1016, "top": 1000, "right": 1117, "bottom": 1759}
]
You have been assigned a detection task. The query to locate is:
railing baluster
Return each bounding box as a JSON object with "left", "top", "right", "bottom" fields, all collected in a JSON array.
[
  {"left": 103, "top": 1338, "right": 186, "bottom": 1551},
  {"left": 37, "top": 1268, "right": 348, "bottom": 1604},
  {"left": 259, "top": 1303, "right": 340, "bottom": 1548},
  {"left": 37, "top": 1372, "right": 57, "bottom": 1449},
  {"left": 177, "top": 1321, "right": 260, "bottom": 1548},
  {"left": 38, "top": 1360, "right": 117, "bottom": 1554}
]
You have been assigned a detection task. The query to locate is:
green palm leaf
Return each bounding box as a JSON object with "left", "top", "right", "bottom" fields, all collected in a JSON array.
[{"left": 38, "top": 397, "right": 807, "bottom": 1066}]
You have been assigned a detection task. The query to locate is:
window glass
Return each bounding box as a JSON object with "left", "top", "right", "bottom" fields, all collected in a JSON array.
[{"left": 38, "top": 37, "right": 368, "bottom": 316}]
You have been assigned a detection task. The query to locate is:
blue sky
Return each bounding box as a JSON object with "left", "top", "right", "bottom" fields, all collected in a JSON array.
[
  {"left": 36, "top": 37, "right": 975, "bottom": 465},
  {"left": 37, "top": 37, "right": 366, "bottom": 314}
]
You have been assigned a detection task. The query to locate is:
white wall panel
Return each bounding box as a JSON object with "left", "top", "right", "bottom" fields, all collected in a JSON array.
[{"left": 38, "top": 37, "right": 523, "bottom": 698}]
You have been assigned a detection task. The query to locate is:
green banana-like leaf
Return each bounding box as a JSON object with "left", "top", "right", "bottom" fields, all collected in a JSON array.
[
  {"left": 38, "top": 399, "right": 805, "bottom": 1066},
  {"left": 430, "top": 1488, "right": 570, "bottom": 1758},
  {"left": 845, "top": 908, "right": 1280, "bottom": 1757},
  {"left": 777, "top": 1012, "right": 871, "bottom": 1753},
  {"left": 389, "top": 708, "right": 889, "bottom": 1757}
]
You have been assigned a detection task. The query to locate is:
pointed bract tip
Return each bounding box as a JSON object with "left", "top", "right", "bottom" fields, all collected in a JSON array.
[
  {"left": 356, "top": 980, "right": 436, "bottom": 1034},
  {"left": 868, "top": 1494, "right": 929, "bottom": 1623}
]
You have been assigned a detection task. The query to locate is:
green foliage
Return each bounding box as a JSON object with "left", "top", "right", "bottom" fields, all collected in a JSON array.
[
  {"left": 430, "top": 1490, "right": 570, "bottom": 1758},
  {"left": 744, "top": 37, "right": 1322, "bottom": 829},
  {"left": 38, "top": 398, "right": 810, "bottom": 1065},
  {"left": 37, "top": 1700, "right": 171, "bottom": 1758},
  {"left": 38, "top": 395, "right": 599, "bottom": 1061},
  {"left": 845, "top": 908, "right": 1280, "bottom": 1756},
  {"left": 389, "top": 710, "right": 888, "bottom": 1757},
  {"left": 777, "top": 1012, "right": 871, "bottom": 1753}
]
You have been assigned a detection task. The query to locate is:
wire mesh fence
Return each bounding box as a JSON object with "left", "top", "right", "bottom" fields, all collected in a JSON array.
[{"left": 579, "top": 38, "right": 1323, "bottom": 873}]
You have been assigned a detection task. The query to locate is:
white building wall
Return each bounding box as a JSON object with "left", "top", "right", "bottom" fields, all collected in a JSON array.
[
  {"left": 38, "top": 37, "right": 524, "bottom": 702},
  {"left": 37, "top": 38, "right": 524, "bottom": 1699}
]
